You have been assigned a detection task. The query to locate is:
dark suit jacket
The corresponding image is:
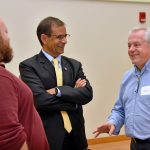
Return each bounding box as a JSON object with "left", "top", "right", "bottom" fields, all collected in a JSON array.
[{"left": 19, "top": 51, "right": 93, "bottom": 150}]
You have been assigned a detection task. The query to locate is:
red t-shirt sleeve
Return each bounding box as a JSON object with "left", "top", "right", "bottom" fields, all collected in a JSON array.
[{"left": 0, "top": 75, "right": 27, "bottom": 150}]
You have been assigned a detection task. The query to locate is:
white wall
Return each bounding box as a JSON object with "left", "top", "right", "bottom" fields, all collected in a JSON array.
[{"left": 1, "top": 0, "right": 150, "bottom": 138}]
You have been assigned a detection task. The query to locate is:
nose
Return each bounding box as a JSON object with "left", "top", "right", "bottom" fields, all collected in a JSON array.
[
  {"left": 61, "top": 37, "right": 67, "bottom": 43},
  {"left": 128, "top": 44, "right": 135, "bottom": 52}
]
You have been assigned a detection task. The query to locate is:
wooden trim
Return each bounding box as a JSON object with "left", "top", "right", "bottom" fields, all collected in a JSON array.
[{"left": 88, "top": 135, "right": 131, "bottom": 145}]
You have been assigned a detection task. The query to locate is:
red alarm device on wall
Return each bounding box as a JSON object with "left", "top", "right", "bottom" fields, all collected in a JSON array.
[{"left": 139, "top": 12, "right": 146, "bottom": 23}]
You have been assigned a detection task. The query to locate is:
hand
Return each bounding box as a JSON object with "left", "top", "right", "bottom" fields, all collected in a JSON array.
[
  {"left": 20, "top": 141, "right": 29, "bottom": 150},
  {"left": 75, "top": 78, "right": 86, "bottom": 88},
  {"left": 47, "top": 88, "right": 57, "bottom": 95},
  {"left": 93, "top": 123, "right": 115, "bottom": 138}
]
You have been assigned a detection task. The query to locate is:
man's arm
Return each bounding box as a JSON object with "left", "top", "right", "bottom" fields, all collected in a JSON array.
[
  {"left": 58, "top": 61, "right": 93, "bottom": 105},
  {"left": 0, "top": 76, "right": 27, "bottom": 150},
  {"left": 19, "top": 62, "right": 76, "bottom": 111}
]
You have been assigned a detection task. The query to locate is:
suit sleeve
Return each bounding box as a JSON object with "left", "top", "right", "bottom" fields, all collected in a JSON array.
[
  {"left": 58, "top": 61, "right": 93, "bottom": 105},
  {"left": 19, "top": 62, "right": 76, "bottom": 111}
]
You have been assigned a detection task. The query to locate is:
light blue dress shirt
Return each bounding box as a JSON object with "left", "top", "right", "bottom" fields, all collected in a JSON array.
[
  {"left": 42, "top": 50, "right": 61, "bottom": 97},
  {"left": 108, "top": 59, "right": 150, "bottom": 140}
]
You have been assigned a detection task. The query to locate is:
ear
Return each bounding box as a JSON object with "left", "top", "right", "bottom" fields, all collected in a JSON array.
[{"left": 41, "top": 34, "right": 48, "bottom": 45}]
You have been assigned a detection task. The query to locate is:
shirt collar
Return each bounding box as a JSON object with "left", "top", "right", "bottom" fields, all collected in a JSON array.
[
  {"left": 134, "top": 59, "right": 150, "bottom": 75},
  {"left": 145, "top": 59, "right": 150, "bottom": 71},
  {"left": 42, "top": 49, "right": 61, "bottom": 63}
]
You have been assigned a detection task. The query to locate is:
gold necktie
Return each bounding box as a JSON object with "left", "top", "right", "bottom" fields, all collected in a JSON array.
[{"left": 53, "top": 58, "right": 72, "bottom": 133}]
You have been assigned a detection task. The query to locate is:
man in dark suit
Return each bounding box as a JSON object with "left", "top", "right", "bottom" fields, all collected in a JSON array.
[{"left": 19, "top": 16, "right": 93, "bottom": 150}]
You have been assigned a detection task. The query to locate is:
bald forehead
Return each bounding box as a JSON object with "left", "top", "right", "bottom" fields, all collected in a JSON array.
[
  {"left": 0, "top": 18, "right": 4, "bottom": 27},
  {"left": 0, "top": 18, "right": 7, "bottom": 33}
]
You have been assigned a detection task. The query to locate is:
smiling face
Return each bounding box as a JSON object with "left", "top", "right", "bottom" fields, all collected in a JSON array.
[
  {"left": 0, "top": 18, "right": 13, "bottom": 63},
  {"left": 128, "top": 29, "right": 150, "bottom": 70},
  {"left": 42, "top": 24, "right": 67, "bottom": 58}
]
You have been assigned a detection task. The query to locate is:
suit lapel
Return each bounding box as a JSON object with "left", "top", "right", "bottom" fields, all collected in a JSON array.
[
  {"left": 62, "top": 58, "right": 68, "bottom": 85},
  {"left": 37, "top": 52, "right": 74, "bottom": 86},
  {"left": 61, "top": 56, "right": 74, "bottom": 86},
  {"left": 38, "top": 51, "right": 56, "bottom": 79}
]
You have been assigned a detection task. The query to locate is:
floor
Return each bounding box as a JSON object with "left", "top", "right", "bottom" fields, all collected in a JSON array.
[{"left": 88, "top": 140, "right": 130, "bottom": 150}]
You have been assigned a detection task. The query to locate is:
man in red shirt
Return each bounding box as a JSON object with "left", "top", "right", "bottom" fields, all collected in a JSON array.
[{"left": 0, "top": 18, "right": 50, "bottom": 150}]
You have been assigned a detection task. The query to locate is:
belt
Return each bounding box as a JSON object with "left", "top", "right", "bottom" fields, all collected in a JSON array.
[{"left": 133, "top": 138, "right": 150, "bottom": 143}]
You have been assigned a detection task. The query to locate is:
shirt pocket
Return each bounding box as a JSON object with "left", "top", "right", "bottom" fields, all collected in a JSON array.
[{"left": 140, "top": 95, "right": 150, "bottom": 105}]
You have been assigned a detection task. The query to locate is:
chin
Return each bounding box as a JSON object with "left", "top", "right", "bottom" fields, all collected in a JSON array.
[
  {"left": 59, "top": 50, "right": 64, "bottom": 54},
  {"left": 131, "top": 58, "right": 138, "bottom": 64}
]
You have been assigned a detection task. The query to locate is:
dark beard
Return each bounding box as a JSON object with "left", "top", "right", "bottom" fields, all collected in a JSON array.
[{"left": 0, "top": 38, "right": 13, "bottom": 63}]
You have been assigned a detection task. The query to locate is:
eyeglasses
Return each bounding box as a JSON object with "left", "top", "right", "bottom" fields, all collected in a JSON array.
[{"left": 49, "top": 34, "right": 70, "bottom": 40}]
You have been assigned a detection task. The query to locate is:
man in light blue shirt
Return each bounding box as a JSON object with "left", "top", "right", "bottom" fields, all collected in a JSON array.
[{"left": 93, "top": 27, "right": 150, "bottom": 150}]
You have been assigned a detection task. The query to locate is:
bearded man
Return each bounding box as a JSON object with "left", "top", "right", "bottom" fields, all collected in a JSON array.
[{"left": 0, "top": 18, "right": 50, "bottom": 150}]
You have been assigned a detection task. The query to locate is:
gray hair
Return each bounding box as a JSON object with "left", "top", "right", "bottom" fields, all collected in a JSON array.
[{"left": 128, "top": 27, "right": 150, "bottom": 44}]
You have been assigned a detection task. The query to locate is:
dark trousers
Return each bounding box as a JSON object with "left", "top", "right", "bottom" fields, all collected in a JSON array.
[
  {"left": 130, "top": 138, "right": 150, "bottom": 150},
  {"left": 62, "top": 131, "right": 88, "bottom": 150}
]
